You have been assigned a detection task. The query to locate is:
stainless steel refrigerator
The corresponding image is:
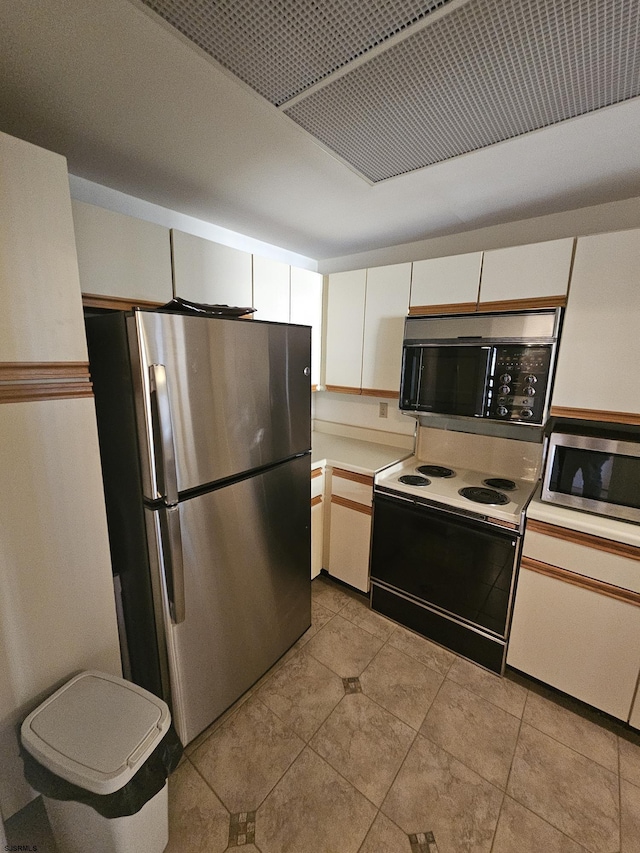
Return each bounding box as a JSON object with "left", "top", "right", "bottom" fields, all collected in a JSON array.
[{"left": 86, "top": 308, "right": 312, "bottom": 745}]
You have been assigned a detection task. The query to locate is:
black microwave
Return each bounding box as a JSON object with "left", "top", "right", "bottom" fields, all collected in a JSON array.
[
  {"left": 399, "top": 309, "right": 562, "bottom": 426},
  {"left": 542, "top": 432, "right": 640, "bottom": 524}
]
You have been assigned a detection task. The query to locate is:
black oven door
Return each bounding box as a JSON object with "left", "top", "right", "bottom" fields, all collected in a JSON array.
[
  {"left": 400, "top": 345, "right": 492, "bottom": 416},
  {"left": 370, "top": 494, "right": 519, "bottom": 638}
]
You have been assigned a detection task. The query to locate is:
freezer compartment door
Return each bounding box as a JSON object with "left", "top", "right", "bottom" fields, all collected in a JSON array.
[
  {"left": 131, "top": 311, "right": 311, "bottom": 498},
  {"left": 147, "top": 453, "right": 311, "bottom": 745}
]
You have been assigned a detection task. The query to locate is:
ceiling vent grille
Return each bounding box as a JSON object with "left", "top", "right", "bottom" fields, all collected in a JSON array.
[
  {"left": 141, "top": 0, "right": 451, "bottom": 106},
  {"left": 139, "top": 0, "right": 640, "bottom": 182},
  {"left": 284, "top": 0, "right": 640, "bottom": 181}
]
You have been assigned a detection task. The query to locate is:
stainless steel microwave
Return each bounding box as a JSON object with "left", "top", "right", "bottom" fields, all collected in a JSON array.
[
  {"left": 542, "top": 432, "right": 640, "bottom": 524},
  {"left": 399, "top": 309, "right": 562, "bottom": 426}
]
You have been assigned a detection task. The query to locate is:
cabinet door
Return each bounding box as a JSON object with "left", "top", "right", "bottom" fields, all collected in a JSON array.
[
  {"left": 410, "top": 253, "right": 481, "bottom": 314},
  {"left": 311, "top": 467, "right": 324, "bottom": 579},
  {"left": 551, "top": 229, "right": 640, "bottom": 422},
  {"left": 479, "top": 238, "right": 573, "bottom": 311},
  {"left": 171, "top": 229, "right": 252, "bottom": 307},
  {"left": 290, "top": 267, "right": 323, "bottom": 389},
  {"left": 0, "top": 398, "right": 122, "bottom": 817},
  {"left": 253, "top": 255, "right": 290, "bottom": 322},
  {"left": 361, "top": 263, "right": 411, "bottom": 397},
  {"left": 72, "top": 200, "right": 173, "bottom": 305},
  {"left": 328, "top": 500, "right": 372, "bottom": 592},
  {"left": 325, "top": 269, "right": 366, "bottom": 393},
  {"left": 507, "top": 564, "right": 640, "bottom": 720},
  {"left": 0, "top": 132, "right": 87, "bottom": 362}
]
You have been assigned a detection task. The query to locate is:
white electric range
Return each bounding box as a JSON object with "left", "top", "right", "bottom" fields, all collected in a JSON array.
[{"left": 374, "top": 456, "right": 538, "bottom": 531}]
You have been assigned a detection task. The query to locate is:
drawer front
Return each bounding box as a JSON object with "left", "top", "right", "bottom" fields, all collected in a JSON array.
[
  {"left": 331, "top": 468, "right": 373, "bottom": 506},
  {"left": 523, "top": 522, "right": 640, "bottom": 592},
  {"left": 311, "top": 468, "right": 324, "bottom": 500}
]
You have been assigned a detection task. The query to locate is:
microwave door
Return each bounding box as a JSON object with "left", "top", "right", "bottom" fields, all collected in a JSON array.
[{"left": 417, "top": 346, "right": 492, "bottom": 417}]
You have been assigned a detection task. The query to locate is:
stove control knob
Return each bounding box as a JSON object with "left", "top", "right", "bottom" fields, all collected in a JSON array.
[
  {"left": 499, "top": 385, "right": 510, "bottom": 394},
  {"left": 525, "top": 375, "right": 537, "bottom": 384},
  {"left": 524, "top": 386, "right": 536, "bottom": 396},
  {"left": 500, "top": 373, "right": 512, "bottom": 383},
  {"left": 521, "top": 408, "right": 533, "bottom": 419},
  {"left": 497, "top": 405, "right": 509, "bottom": 417}
]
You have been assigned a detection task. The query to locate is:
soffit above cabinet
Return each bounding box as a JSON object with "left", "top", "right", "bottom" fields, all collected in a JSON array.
[{"left": 139, "top": 0, "right": 640, "bottom": 183}]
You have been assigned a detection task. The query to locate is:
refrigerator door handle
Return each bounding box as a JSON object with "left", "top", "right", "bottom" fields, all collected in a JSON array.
[
  {"left": 149, "top": 363, "right": 179, "bottom": 506},
  {"left": 159, "top": 504, "right": 186, "bottom": 624}
]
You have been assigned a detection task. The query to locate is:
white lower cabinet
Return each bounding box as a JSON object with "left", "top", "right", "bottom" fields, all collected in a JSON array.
[
  {"left": 507, "top": 520, "right": 640, "bottom": 723},
  {"left": 327, "top": 469, "right": 373, "bottom": 593},
  {"left": 311, "top": 467, "right": 324, "bottom": 579}
]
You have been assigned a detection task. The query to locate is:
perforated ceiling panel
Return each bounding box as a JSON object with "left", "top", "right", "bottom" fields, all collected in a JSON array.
[
  {"left": 142, "top": 0, "right": 451, "bottom": 106},
  {"left": 139, "top": 0, "right": 640, "bottom": 182},
  {"left": 285, "top": 0, "right": 640, "bottom": 181}
]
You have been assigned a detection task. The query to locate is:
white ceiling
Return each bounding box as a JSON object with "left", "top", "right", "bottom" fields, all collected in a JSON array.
[{"left": 1, "top": 0, "right": 640, "bottom": 262}]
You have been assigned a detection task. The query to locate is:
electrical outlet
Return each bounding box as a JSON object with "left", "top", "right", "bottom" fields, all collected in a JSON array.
[{"left": 379, "top": 402, "right": 388, "bottom": 418}]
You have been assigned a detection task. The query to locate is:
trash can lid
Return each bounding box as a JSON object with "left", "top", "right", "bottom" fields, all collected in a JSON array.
[{"left": 21, "top": 671, "right": 171, "bottom": 795}]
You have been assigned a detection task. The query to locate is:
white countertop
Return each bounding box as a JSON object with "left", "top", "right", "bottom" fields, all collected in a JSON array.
[
  {"left": 311, "top": 431, "right": 411, "bottom": 477},
  {"left": 526, "top": 484, "right": 640, "bottom": 548}
]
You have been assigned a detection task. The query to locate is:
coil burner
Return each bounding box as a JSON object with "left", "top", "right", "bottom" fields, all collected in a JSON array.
[
  {"left": 398, "top": 475, "right": 430, "bottom": 486},
  {"left": 483, "top": 477, "right": 517, "bottom": 491},
  {"left": 416, "top": 465, "right": 455, "bottom": 478},
  {"left": 458, "top": 486, "right": 510, "bottom": 506}
]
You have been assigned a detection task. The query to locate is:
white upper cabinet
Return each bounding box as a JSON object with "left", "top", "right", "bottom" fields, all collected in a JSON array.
[
  {"left": 290, "top": 267, "right": 323, "bottom": 389},
  {"left": 361, "top": 263, "right": 411, "bottom": 396},
  {"left": 252, "top": 255, "right": 290, "bottom": 322},
  {"left": 171, "top": 229, "right": 252, "bottom": 308},
  {"left": 0, "top": 131, "right": 87, "bottom": 362},
  {"left": 478, "top": 238, "right": 574, "bottom": 309},
  {"left": 325, "top": 264, "right": 410, "bottom": 396},
  {"left": 551, "top": 228, "right": 640, "bottom": 421},
  {"left": 72, "top": 200, "right": 173, "bottom": 305},
  {"left": 325, "top": 269, "right": 367, "bottom": 392},
  {"left": 410, "top": 252, "right": 481, "bottom": 314}
]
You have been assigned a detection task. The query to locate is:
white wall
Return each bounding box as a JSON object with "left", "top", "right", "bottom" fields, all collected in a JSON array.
[
  {"left": 319, "top": 195, "right": 640, "bottom": 273},
  {"left": 314, "top": 391, "right": 415, "bottom": 442}
]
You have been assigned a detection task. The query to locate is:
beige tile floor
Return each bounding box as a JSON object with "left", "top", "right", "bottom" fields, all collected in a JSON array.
[{"left": 7, "top": 574, "right": 640, "bottom": 853}]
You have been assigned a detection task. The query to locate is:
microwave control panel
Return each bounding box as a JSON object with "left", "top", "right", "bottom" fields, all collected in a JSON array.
[{"left": 487, "top": 345, "right": 552, "bottom": 423}]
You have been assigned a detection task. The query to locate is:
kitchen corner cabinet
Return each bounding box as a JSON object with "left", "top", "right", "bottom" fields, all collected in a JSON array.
[
  {"left": 478, "top": 238, "right": 574, "bottom": 312},
  {"left": 290, "top": 267, "right": 323, "bottom": 390},
  {"left": 327, "top": 469, "right": 373, "bottom": 592},
  {"left": 507, "top": 519, "right": 640, "bottom": 722},
  {"left": 551, "top": 228, "right": 640, "bottom": 424},
  {"left": 72, "top": 200, "right": 173, "bottom": 308},
  {"left": 409, "top": 252, "right": 482, "bottom": 315},
  {"left": 252, "top": 255, "right": 290, "bottom": 322},
  {"left": 311, "top": 467, "right": 324, "bottom": 579},
  {"left": 0, "top": 132, "right": 88, "bottom": 363},
  {"left": 325, "top": 263, "right": 411, "bottom": 397},
  {"left": 171, "top": 229, "right": 253, "bottom": 308}
]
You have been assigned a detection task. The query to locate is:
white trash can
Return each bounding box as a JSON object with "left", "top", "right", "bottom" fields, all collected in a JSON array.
[{"left": 21, "top": 670, "right": 172, "bottom": 853}]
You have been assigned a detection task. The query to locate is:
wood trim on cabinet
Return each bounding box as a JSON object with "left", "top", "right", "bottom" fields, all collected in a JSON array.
[
  {"left": 361, "top": 388, "right": 399, "bottom": 399},
  {"left": 82, "top": 293, "right": 164, "bottom": 311},
  {"left": 549, "top": 406, "right": 640, "bottom": 426},
  {"left": 526, "top": 518, "right": 640, "bottom": 562},
  {"left": 331, "top": 495, "right": 372, "bottom": 516},
  {"left": 408, "top": 302, "right": 477, "bottom": 316},
  {"left": 478, "top": 295, "right": 567, "bottom": 312},
  {"left": 311, "top": 468, "right": 323, "bottom": 479},
  {"left": 0, "top": 362, "right": 92, "bottom": 403},
  {"left": 325, "top": 385, "right": 362, "bottom": 395},
  {"left": 332, "top": 468, "right": 373, "bottom": 486},
  {"left": 311, "top": 495, "right": 322, "bottom": 508},
  {"left": 520, "top": 555, "right": 640, "bottom": 607}
]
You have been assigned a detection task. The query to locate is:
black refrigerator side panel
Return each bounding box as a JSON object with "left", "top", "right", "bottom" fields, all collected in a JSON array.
[{"left": 85, "top": 313, "right": 163, "bottom": 697}]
